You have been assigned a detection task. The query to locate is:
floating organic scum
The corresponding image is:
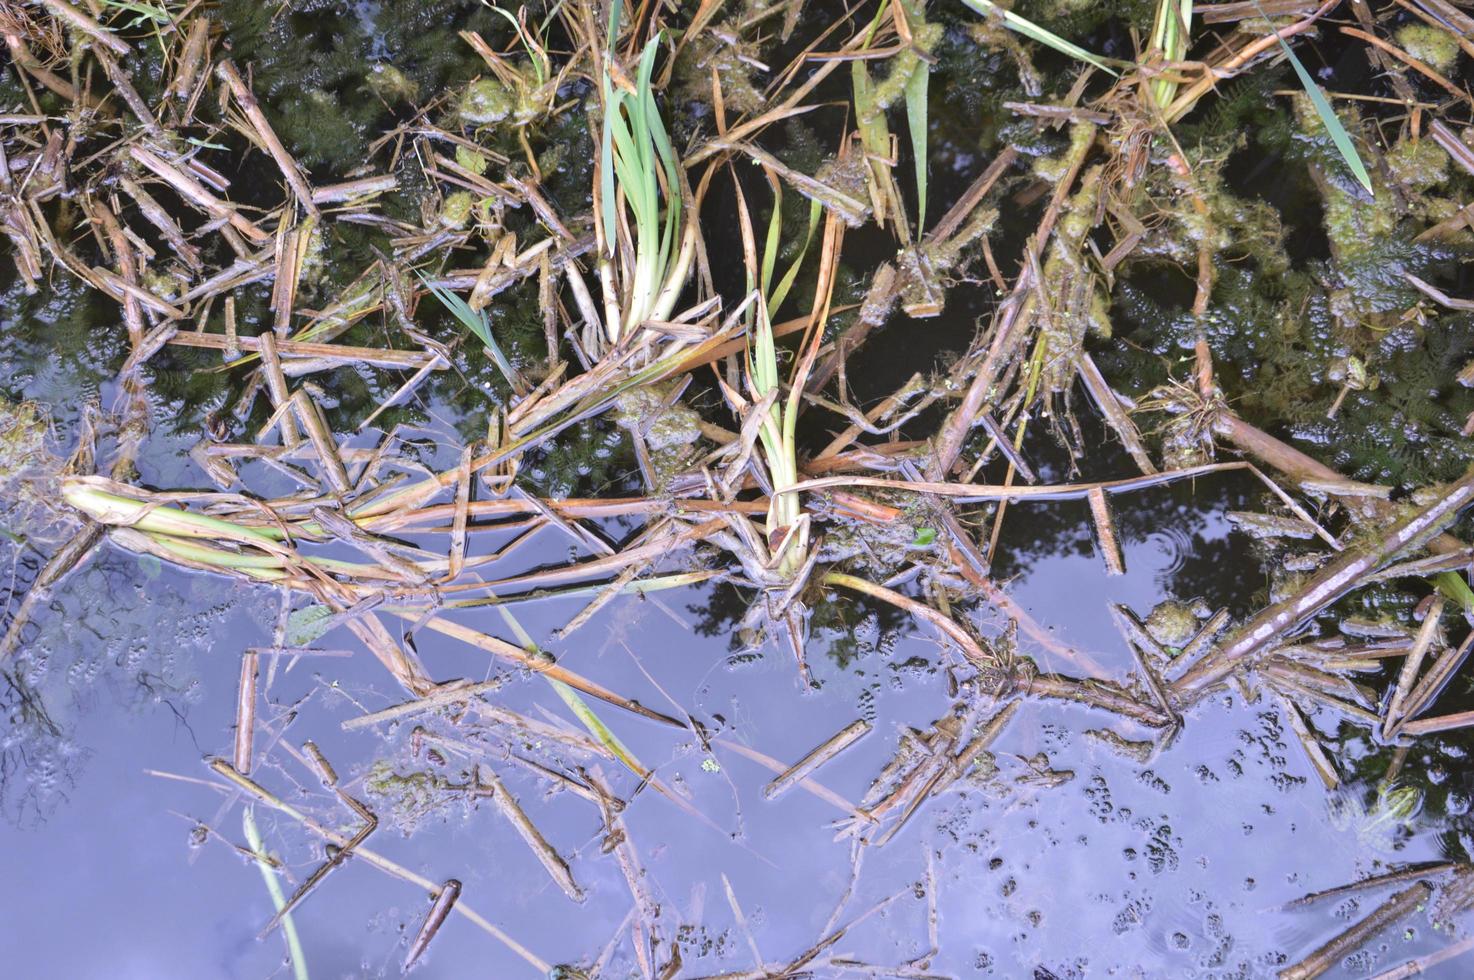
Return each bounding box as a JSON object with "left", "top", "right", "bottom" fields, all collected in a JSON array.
[{"left": 8, "top": 0, "right": 1474, "bottom": 972}]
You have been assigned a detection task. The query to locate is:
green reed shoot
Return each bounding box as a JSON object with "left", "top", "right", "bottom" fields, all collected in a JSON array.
[
  {"left": 748, "top": 295, "right": 807, "bottom": 577},
  {"left": 1147, "top": 0, "right": 1192, "bottom": 109},
  {"left": 742, "top": 175, "right": 821, "bottom": 578},
  {"left": 598, "top": 2, "right": 691, "bottom": 342}
]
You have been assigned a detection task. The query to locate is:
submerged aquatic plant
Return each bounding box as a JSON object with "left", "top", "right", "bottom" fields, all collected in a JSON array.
[{"left": 596, "top": 6, "right": 695, "bottom": 343}]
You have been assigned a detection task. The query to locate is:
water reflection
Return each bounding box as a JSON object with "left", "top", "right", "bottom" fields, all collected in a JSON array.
[{"left": 6, "top": 448, "right": 1473, "bottom": 975}]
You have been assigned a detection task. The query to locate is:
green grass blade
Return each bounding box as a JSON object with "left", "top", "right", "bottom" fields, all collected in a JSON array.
[
  {"left": 416, "top": 272, "right": 521, "bottom": 390},
  {"left": 768, "top": 199, "right": 821, "bottom": 314},
  {"left": 600, "top": 78, "right": 620, "bottom": 258},
  {"left": 959, "top": 0, "right": 1118, "bottom": 76},
  {"left": 1436, "top": 571, "right": 1474, "bottom": 618},
  {"left": 484, "top": 4, "right": 549, "bottom": 86},
  {"left": 606, "top": 0, "right": 623, "bottom": 48},
  {"left": 904, "top": 58, "right": 929, "bottom": 232},
  {"left": 760, "top": 180, "right": 783, "bottom": 299},
  {"left": 242, "top": 807, "right": 311, "bottom": 980},
  {"left": 1254, "top": 1, "right": 1373, "bottom": 194}
]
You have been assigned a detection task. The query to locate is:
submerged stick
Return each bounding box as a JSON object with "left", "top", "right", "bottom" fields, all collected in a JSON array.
[
  {"left": 403, "top": 880, "right": 461, "bottom": 973},
  {"left": 1174, "top": 468, "right": 1474, "bottom": 701},
  {"left": 764, "top": 719, "right": 872, "bottom": 801},
  {"left": 1279, "top": 882, "right": 1432, "bottom": 980}
]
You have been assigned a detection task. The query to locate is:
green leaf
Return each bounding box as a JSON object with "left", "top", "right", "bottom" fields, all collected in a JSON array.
[
  {"left": 768, "top": 199, "right": 822, "bottom": 315},
  {"left": 1253, "top": 1, "right": 1373, "bottom": 195},
  {"left": 286, "top": 604, "right": 333, "bottom": 647},
  {"left": 959, "top": 0, "right": 1119, "bottom": 76},
  {"left": 912, "top": 527, "right": 937, "bottom": 547},
  {"left": 1435, "top": 571, "right": 1474, "bottom": 617}
]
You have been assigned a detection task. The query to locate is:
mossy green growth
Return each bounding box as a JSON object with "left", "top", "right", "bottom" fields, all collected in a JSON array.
[
  {"left": 0, "top": 399, "right": 66, "bottom": 537},
  {"left": 612, "top": 385, "right": 705, "bottom": 490},
  {"left": 1395, "top": 25, "right": 1460, "bottom": 74},
  {"left": 141, "top": 266, "right": 190, "bottom": 302},
  {"left": 818, "top": 494, "right": 942, "bottom": 577},
  {"left": 672, "top": 25, "right": 767, "bottom": 115},
  {"left": 1143, "top": 598, "right": 1212, "bottom": 651},
  {"left": 455, "top": 144, "right": 489, "bottom": 175},
  {"left": 365, "top": 63, "right": 419, "bottom": 104},
  {"left": 439, "top": 191, "right": 476, "bottom": 229},
  {"left": 860, "top": 19, "right": 943, "bottom": 121},
  {"left": 1036, "top": 164, "right": 1109, "bottom": 393},
  {"left": 812, "top": 152, "right": 874, "bottom": 227},
  {"left": 364, "top": 760, "right": 455, "bottom": 834},
  {"left": 458, "top": 77, "right": 515, "bottom": 125},
  {"left": 1386, "top": 136, "right": 1450, "bottom": 196}
]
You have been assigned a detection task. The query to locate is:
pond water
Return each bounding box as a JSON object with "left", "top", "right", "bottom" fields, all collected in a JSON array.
[
  {"left": 0, "top": 385, "right": 1461, "bottom": 976},
  {"left": 6, "top": 1, "right": 1474, "bottom": 978}
]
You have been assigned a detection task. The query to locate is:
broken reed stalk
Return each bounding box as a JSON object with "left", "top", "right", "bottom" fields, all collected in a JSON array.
[
  {"left": 764, "top": 719, "right": 871, "bottom": 801},
  {"left": 477, "top": 764, "right": 583, "bottom": 903},
  {"left": 1173, "top": 467, "right": 1474, "bottom": 702},
  {"left": 208, "top": 759, "right": 550, "bottom": 972},
  {"left": 403, "top": 880, "right": 462, "bottom": 972}
]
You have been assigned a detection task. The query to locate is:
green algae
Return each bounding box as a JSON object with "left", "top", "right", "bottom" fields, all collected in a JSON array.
[
  {"left": 458, "top": 77, "right": 516, "bottom": 126},
  {"left": 1395, "top": 24, "right": 1461, "bottom": 74},
  {"left": 612, "top": 385, "right": 705, "bottom": 491}
]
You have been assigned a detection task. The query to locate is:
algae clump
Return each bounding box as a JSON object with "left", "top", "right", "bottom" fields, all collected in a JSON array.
[
  {"left": 459, "top": 77, "right": 515, "bottom": 126},
  {"left": 1395, "top": 25, "right": 1460, "bottom": 74}
]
